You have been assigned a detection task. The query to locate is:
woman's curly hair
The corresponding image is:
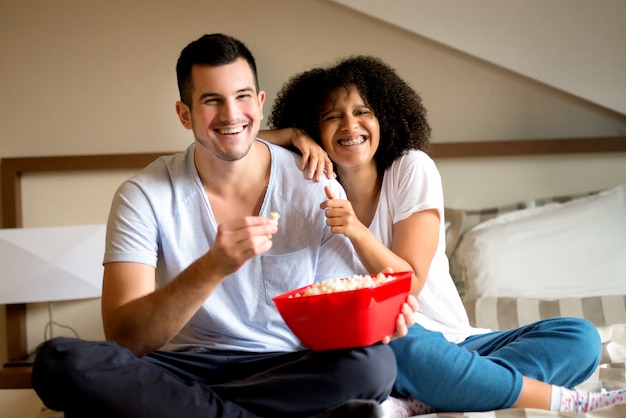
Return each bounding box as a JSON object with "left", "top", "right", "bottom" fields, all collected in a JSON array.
[{"left": 268, "top": 55, "right": 431, "bottom": 174}]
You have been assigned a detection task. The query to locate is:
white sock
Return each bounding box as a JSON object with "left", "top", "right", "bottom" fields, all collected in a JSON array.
[
  {"left": 553, "top": 386, "right": 626, "bottom": 412},
  {"left": 549, "top": 385, "right": 561, "bottom": 411}
]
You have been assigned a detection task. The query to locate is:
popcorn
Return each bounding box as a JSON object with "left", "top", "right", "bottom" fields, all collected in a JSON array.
[
  {"left": 291, "top": 273, "right": 394, "bottom": 297},
  {"left": 269, "top": 211, "right": 280, "bottom": 225},
  {"left": 268, "top": 211, "right": 280, "bottom": 239}
]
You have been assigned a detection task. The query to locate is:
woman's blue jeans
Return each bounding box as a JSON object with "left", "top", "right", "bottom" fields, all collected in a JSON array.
[{"left": 390, "top": 317, "right": 601, "bottom": 412}]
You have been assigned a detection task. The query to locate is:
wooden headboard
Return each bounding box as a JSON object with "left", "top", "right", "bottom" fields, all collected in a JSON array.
[{"left": 1, "top": 136, "right": 625, "bottom": 387}]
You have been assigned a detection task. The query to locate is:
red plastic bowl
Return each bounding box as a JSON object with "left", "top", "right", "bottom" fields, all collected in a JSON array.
[{"left": 273, "top": 271, "right": 412, "bottom": 350}]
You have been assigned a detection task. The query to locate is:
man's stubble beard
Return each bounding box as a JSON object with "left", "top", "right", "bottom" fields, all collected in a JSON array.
[{"left": 194, "top": 134, "right": 255, "bottom": 162}]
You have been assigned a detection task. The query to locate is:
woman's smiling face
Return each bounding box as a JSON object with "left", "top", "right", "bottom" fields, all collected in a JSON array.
[{"left": 319, "top": 84, "right": 380, "bottom": 171}]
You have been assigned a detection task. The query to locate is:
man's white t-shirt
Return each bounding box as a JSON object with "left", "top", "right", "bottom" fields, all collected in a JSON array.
[{"left": 104, "top": 140, "right": 357, "bottom": 352}]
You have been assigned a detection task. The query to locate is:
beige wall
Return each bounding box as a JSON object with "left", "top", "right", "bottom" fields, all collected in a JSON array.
[
  {"left": 331, "top": 0, "right": 626, "bottom": 114},
  {"left": 1, "top": 0, "right": 625, "bottom": 200},
  {"left": 1, "top": 0, "right": 625, "bottom": 161},
  {"left": 1, "top": 1, "right": 625, "bottom": 414}
]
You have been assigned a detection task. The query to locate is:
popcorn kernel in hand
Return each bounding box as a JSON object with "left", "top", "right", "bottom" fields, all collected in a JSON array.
[
  {"left": 268, "top": 212, "right": 280, "bottom": 239},
  {"left": 269, "top": 212, "right": 280, "bottom": 226}
]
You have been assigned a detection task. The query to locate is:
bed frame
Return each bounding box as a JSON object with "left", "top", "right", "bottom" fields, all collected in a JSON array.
[{"left": 1, "top": 136, "right": 625, "bottom": 388}]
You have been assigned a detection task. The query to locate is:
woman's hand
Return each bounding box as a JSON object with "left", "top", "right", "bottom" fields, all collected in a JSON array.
[
  {"left": 381, "top": 294, "right": 419, "bottom": 344},
  {"left": 320, "top": 186, "right": 367, "bottom": 239},
  {"left": 290, "top": 128, "right": 335, "bottom": 181}
]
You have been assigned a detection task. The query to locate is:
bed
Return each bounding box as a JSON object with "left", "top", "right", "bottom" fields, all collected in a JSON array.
[
  {"left": 1, "top": 136, "right": 625, "bottom": 418},
  {"left": 382, "top": 187, "right": 626, "bottom": 417},
  {"left": 380, "top": 138, "right": 626, "bottom": 417}
]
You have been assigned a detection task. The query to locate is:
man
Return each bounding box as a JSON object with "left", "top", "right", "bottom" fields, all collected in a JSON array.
[{"left": 31, "top": 34, "right": 403, "bottom": 418}]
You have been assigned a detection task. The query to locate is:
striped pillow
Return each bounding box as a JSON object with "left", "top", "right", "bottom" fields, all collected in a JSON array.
[
  {"left": 470, "top": 295, "right": 626, "bottom": 383},
  {"left": 469, "top": 295, "right": 626, "bottom": 330}
]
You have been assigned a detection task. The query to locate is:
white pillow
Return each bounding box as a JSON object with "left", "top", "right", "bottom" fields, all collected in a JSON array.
[{"left": 454, "top": 185, "right": 626, "bottom": 306}]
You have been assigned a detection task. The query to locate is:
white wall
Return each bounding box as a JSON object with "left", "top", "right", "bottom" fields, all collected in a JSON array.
[
  {"left": 1, "top": 1, "right": 625, "bottom": 415},
  {"left": 331, "top": 0, "right": 626, "bottom": 115},
  {"left": 1, "top": 0, "right": 625, "bottom": 162}
]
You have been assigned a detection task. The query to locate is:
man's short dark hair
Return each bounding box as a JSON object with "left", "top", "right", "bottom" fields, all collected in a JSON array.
[{"left": 176, "top": 33, "right": 259, "bottom": 107}]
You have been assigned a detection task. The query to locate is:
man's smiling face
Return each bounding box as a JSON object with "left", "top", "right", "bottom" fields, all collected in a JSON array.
[{"left": 177, "top": 58, "right": 265, "bottom": 162}]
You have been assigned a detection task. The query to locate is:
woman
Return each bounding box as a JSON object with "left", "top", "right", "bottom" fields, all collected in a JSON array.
[{"left": 260, "top": 55, "right": 625, "bottom": 414}]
